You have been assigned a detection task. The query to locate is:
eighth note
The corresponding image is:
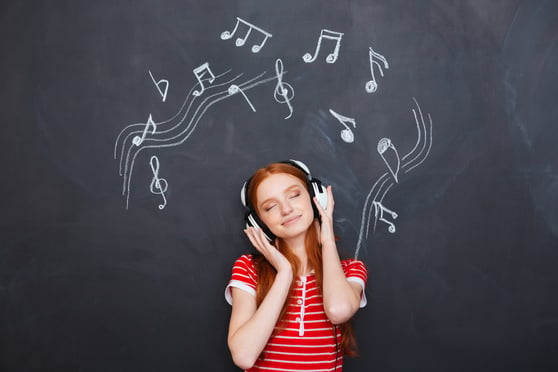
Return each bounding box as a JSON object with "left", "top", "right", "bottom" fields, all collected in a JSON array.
[
  {"left": 366, "top": 46, "right": 389, "bottom": 93},
  {"left": 373, "top": 201, "right": 398, "bottom": 233},
  {"left": 303, "top": 29, "right": 344, "bottom": 64},
  {"left": 149, "top": 156, "right": 168, "bottom": 210},
  {"left": 192, "top": 62, "right": 216, "bottom": 96},
  {"left": 377, "top": 138, "right": 400, "bottom": 182},
  {"left": 132, "top": 114, "right": 156, "bottom": 146},
  {"left": 220, "top": 17, "right": 272, "bottom": 53},
  {"left": 329, "top": 109, "right": 356, "bottom": 143},
  {"left": 228, "top": 84, "right": 256, "bottom": 112},
  {"left": 148, "top": 70, "right": 169, "bottom": 102}
]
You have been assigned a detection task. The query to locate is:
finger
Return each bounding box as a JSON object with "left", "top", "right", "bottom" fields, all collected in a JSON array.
[
  {"left": 252, "top": 226, "right": 276, "bottom": 254},
  {"left": 253, "top": 227, "right": 270, "bottom": 249},
  {"left": 244, "top": 227, "right": 267, "bottom": 253},
  {"left": 244, "top": 228, "right": 261, "bottom": 249},
  {"left": 326, "top": 185, "right": 334, "bottom": 210}
]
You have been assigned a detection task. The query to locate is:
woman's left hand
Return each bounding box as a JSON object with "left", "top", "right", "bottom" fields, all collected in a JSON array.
[{"left": 313, "top": 185, "right": 335, "bottom": 246}]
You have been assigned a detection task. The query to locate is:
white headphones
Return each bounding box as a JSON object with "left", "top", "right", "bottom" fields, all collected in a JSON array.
[{"left": 240, "top": 159, "right": 328, "bottom": 241}]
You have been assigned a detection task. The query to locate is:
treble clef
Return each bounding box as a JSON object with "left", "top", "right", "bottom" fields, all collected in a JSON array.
[
  {"left": 149, "top": 156, "right": 168, "bottom": 210},
  {"left": 273, "top": 58, "right": 294, "bottom": 119}
]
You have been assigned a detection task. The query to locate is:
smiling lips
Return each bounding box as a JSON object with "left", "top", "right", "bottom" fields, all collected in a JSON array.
[{"left": 282, "top": 215, "right": 302, "bottom": 226}]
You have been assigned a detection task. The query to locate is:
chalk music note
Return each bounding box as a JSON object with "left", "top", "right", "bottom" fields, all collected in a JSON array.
[
  {"left": 373, "top": 201, "right": 398, "bottom": 233},
  {"left": 303, "top": 29, "right": 344, "bottom": 64},
  {"left": 132, "top": 114, "right": 156, "bottom": 146},
  {"left": 329, "top": 109, "right": 356, "bottom": 143},
  {"left": 220, "top": 17, "right": 272, "bottom": 53},
  {"left": 149, "top": 156, "right": 168, "bottom": 210},
  {"left": 148, "top": 70, "right": 169, "bottom": 102},
  {"left": 377, "top": 138, "right": 400, "bottom": 182},
  {"left": 273, "top": 59, "right": 294, "bottom": 119},
  {"left": 228, "top": 84, "right": 256, "bottom": 112},
  {"left": 192, "top": 62, "right": 216, "bottom": 96},
  {"left": 366, "top": 46, "right": 389, "bottom": 93}
]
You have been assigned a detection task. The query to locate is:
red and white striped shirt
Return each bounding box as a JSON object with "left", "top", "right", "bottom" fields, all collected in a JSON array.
[{"left": 225, "top": 254, "right": 368, "bottom": 371}]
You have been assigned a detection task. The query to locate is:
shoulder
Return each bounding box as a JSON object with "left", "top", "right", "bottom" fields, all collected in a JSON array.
[
  {"left": 230, "top": 254, "right": 258, "bottom": 280},
  {"left": 225, "top": 254, "right": 258, "bottom": 305},
  {"left": 232, "top": 254, "right": 256, "bottom": 271}
]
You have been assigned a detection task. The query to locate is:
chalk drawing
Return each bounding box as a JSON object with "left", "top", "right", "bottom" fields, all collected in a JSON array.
[
  {"left": 355, "top": 98, "right": 433, "bottom": 258},
  {"left": 377, "top": 138, "right": 400, "bottom": 182},
  {"left": 221, "top": 17, "right": 272, "bottom": 53},
  {"left": 192, "top": 62, "right": 216, "bottom": 96},
  {"left": 273, "top": 59, "right": 294, "bottom": 119},
  {"left": 149, "top": 155, "right": 168, "bottom": 210},
  {"left": 148, "top": 70, "right": 169, "bottom": 102},
  {"left": 329, "top": 109, "right": 356, "bottom": 143},
  {"left": 228, "top": 84, "right": 256, "bottom": 112},
  {"left": 303, "top": 29, "right": 344, "bottom": 64},
  {"left": 366, "top": 46, "right": 389, "bottom": 93},
  {"left": 114, "top": 68, "right": 278, "bottom": 209}
]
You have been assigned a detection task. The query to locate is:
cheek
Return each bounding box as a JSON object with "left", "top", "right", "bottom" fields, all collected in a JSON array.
[
  {"left": 299, "top": 195, "right": 314, "bottom": 211},
  {"left": 293, "top": 197, "right": 315, "bottom": 224},
  {"left": 259, "top": 209, "right": 279, "bottom": 226}
]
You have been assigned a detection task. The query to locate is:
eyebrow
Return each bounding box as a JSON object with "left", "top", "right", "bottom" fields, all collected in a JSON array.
[{"left": 259, "top": 184, "right": 303, "bottom": 207}]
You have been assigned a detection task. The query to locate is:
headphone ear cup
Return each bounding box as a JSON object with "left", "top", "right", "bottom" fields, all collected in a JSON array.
[
  {"left": 245, "top": 211, "right": 276, "bottom": 242},
  {"left": 242, "top": 179, "right": 275, "bottom": 242},
  {"left": 310, "top": 179, "right": 328, "bottom": 217}
]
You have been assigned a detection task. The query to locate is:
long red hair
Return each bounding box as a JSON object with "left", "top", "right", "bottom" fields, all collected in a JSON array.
[{"left": 246, "top": 162, "right": 358, "bottom": 357}]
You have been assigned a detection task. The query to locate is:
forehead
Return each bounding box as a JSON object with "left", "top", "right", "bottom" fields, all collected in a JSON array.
[{"left": 256, "top": 173, "right": 306, "bottom": 200}]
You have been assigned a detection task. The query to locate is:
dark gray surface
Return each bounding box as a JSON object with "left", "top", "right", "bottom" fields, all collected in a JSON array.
[{"left": 2, "top": 1, "right": 558, "bottom": 371}]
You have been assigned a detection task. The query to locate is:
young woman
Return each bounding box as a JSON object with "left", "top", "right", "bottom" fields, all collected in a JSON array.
[{"left": 225, "top": 160, "right": 368, "bottom": 371}]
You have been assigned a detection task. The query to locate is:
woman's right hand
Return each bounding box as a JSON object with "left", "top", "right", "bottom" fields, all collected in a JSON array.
[{"left": 244, "top": 226, "right": 291, "bottom": 274}]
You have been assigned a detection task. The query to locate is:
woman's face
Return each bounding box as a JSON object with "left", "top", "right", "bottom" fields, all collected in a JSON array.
[{"left": 255, "top": 173, "right": 314, "bottom": 240}]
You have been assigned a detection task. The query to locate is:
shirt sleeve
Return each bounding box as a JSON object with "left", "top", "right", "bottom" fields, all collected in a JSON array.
[
  {"left": 224, "top": 254, "right": 257, "bottom": 305},
  {"left": 341, "top": 259, "right": 368, "bottom": 308}
]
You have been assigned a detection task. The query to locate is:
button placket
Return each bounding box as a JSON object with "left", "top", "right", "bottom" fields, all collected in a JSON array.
[{"left": 297, "top": 276, "right": 307, "bottom": 336}]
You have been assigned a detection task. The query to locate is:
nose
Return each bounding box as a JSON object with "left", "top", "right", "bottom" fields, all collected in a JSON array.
[{"left": 279, "top": 199, "right": 293, "bottom": 216}]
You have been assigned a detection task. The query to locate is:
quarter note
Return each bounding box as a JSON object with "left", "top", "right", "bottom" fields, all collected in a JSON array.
[
  {"left": 149, "top": 156, "right": 168, "bottom": 210},
  {"left": 273, "top": 59, "right": 294, "bottom": 119},
  {"left": 220, "top": 17, "right": 272, "bottom": 53},
  {"left": 373, "top": 201, "right": 398, "bottom": 233},
  {"left": 228, "top": 84, "right": 256, "bottom": 112},
  {"left": 366, "top": 46, "right": 389, "bottom": 93},
  {"left": 303, "top": 29, "right": 344, "bottom": 64},
  {"left": 329, "top": 109, "right": 356, "bottom": 143},
  {"left": 192, "top": 62, "right": 216, "bottom": 96},
  {"left": 132, "top": 114, "right": 156, "bottom": 146},
  {"left": 377, "top": 138, "right": 400, "bottom": 182},
  {"left": 148, "top": 70, "right": 169, "bottom": 102}
]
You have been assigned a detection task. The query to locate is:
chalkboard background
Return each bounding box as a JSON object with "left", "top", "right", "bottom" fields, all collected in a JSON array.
[{"left": 2, "top": 0, "right": 558, "bottom": 371}]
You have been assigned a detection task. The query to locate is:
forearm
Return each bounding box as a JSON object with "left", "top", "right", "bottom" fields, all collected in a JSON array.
[
  {"left": 228, "top": 269, "right": 292, "bottom": 368},
  {"left": 321, "top": 240, "right": 361, "bottom": 324}
]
